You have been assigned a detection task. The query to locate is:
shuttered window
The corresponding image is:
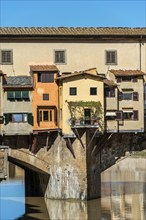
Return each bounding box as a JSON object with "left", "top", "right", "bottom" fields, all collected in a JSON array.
[
  {"left": 54, "top": 50, "right": 66, "bottom": 64},
  {"left": 7, "top": 91, "right": 15, "bottom": 100},
  {"left": 133, "top": 110, "right": 139, "bottom": 120},
  {"left": 1, "top": 50, "right": 13, "bottom": 64},
  {"left": 133, "top": 92, "right": 139, "bottom": 101},
  {"left": 105, "top": 51, "right": 117, "bottom": 65},
  {"left": 116, "top": 111, "right": 123, "bottom": 120},
  {"left": 38, "top": 72, "right": 54, "bottom": 83}
]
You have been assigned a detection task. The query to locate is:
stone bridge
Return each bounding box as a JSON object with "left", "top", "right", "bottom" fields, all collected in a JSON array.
[{"left": 2, "top": 131, "right": 146, "bottom": 200}]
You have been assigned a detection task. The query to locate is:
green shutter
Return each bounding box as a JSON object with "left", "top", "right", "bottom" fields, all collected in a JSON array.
[
  {"left": 7, "top": 91, "right": 14, "bottom": 99},
  {"left": 22, "top": 91, "right": 29, "bottom": 99},
  {"left": 4, "top": 113, "right": 9, "bottom": 125},
  {"left": 15, "top": 91, "right": 21, "bottom": 99},
  {"left": 28, "top": 113, "right": 33, "bottom": 125}
]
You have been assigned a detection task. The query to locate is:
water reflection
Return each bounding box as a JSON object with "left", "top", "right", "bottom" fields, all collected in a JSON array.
[
  {"left": 0, "top": 163, "right": 25, "bottom": 220},
  {"left": 1, "top": 157, "right": 146, "bottom": 220},
  {"left": 45, "top": 157, "right": 146, "bottom": 220}
]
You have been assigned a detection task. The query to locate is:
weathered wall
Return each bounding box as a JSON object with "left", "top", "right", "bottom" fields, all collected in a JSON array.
[
  {"left": 3, "top": 130, "right": 101, "bottom": 200},
  {"left": 100, "top": 133, "right": 146, "bottom": 171}
]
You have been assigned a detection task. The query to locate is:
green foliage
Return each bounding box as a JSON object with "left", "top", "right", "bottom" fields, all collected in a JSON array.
[{"left": 66, "top": 100, "right": 102, "bottom": 119}]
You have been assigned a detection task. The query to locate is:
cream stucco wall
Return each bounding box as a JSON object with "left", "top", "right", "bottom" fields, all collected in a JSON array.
[
  {"left": 0, "top": 41, "right": 145, "bottom": 76},
  {"left": 61, "top": 75, "right": 104, "bottom": 135}
]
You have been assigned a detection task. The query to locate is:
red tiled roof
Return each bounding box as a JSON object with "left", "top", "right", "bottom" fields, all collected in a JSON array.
[
  {"left": 104, "top": 79, "right": 117, "bottom": 87},
  {"left": 0, "top": 27, "right": 146, "bottom": 36},
  {"left": 109, "top": 69, "right": 146, "bottom": 76},
  {"left": 30, "top": 65, "right": 58, "bottom": 72}
]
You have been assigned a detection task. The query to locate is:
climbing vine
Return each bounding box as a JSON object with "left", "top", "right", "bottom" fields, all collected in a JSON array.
[{"left": 66, "top": 100, "right": 102, "bottom": 119}]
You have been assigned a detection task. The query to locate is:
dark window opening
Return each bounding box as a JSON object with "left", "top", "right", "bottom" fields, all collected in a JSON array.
[
  {"left": 105, "top": 88, "right": 115, "bottom": 97},
  {"left": 43, "top": 111, "right": 48, "bottom": 121},
  {"left": 38, "top": 72, "right": 54, "bottom": 83},
  {"left": 70, "top": 87, "right": 77, "bottom": 95},
  {"left": 90, "top": 87, "right": 97, "bottom": 95},
  {"left": 123, "top": 112, "right": 133, "bottom": 120},
  {"left": 43, "top": 94, "right": 49, "bottom": 100}
]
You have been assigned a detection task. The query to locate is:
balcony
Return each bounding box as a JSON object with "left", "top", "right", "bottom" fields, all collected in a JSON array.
[{"left": 70, "top": 118, "right": 99, "bottom": 128}]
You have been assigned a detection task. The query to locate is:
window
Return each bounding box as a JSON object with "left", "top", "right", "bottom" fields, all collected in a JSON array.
[
  {"left": 12, "top": 113, "right": 28, "bottom": 123},
  {"left": 39, "top": 109, "right": 54, "bottom": 122},
  {"left": 105, "top": 88, "right": 115, "bottom": 97},
  {"left": 70, "top": 87, "right": 77, "bottom": 95},
  {"left": 123, "top": 111, "right": 133, "bottom": 120},
  {"left": 116, "top": 111, "right": 123, "bottom": 120},
  {"left": 38, "top": 72, "right": 54, "bottom": 83},
  {"left": 117, "top": 76, "right": 138, "bottom": 83},
  {"left": 1, "top": 50, "right": 13, "bottom": 64},
  {"left": 105, "top": 50, "right": 117, "bottom": 65},
  {"left": 90, "top": 87, "right": 97, "bottom": 95},
  {"left": 7, "top": 91, "right": 30, "bottom": 101},
  {"left": 43, "top": 94, "right": 49, "bottom": 100},
  {"left": 54, "top": 50, "right": 66, "bottom": 64},
  {"left": 122, "top": 93, "right": 133, "bottom": 100}
]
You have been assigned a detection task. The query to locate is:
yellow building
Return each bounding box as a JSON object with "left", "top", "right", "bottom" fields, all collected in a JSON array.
[{"left": 58, "top": 68, "right": 105, "bottom": 136}]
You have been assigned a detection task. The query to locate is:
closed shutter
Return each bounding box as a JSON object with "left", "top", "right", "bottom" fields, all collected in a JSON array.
[
  {"left": 118, "top": 92, "right": 123, "bottom": 101},
  {"left": 28, "top": 113, "right": 33, "bottom": 125},
  {"left": 133, "top": 110, "right": 138, "bottom": 120},
  {"left": 133, "top": 92, "right": 139, "bottom": 101},
  {"left": 116, "top": 111, "right": 123, "bottom": 120}
]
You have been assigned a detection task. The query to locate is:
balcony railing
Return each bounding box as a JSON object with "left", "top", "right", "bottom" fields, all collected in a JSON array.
[{"left": 70, "top": 118, "right": 99, "bottom": 128}]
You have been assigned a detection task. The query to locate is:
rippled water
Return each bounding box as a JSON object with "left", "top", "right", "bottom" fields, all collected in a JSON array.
[{"left": 0, "top": 157, "right": 146, "bottom": 220}]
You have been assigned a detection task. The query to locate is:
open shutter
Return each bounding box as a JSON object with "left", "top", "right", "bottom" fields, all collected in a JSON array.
[
  {"left": 132, "top": 77, "right": 138, "bottom": 82},
  {"left": 117, "top": 77, "right": 122, "bottom": 83},
  {"left": 4, "top": 113, "right": 12, "bottom": 124},
  {"left": 116, "top": 111, "right": 123, "bottom": 120},
  {"left": 28, "top": 113, "right": 33, "bottom": 125},
  {"left": 133, "top": 110, "right": 138, "bottom": 120},
  {"left": 133, "top": 92, "right": 139, "bottom": 101}
]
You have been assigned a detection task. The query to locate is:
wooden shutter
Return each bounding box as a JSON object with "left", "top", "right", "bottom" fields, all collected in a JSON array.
[
  {"left": 133, "top": 92, "right": 139, "bottom": 101},
  {"left": 28, "top": 113, "right": 33, "bottom": 125},
  {"left": 133, "top": 110, "right": 138, "bottom": 120},
  {"left": 118, "top": 92, "right": 123, "bottom": 101},
  {"left": 116, "top": 111, "right": 123, "bottom": 120},
  {"left": 4, "top": 113, "right": 9, "bottom": 125}
]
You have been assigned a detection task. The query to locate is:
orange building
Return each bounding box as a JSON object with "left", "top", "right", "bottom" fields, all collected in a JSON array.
[{"left": 30, "top": 65, "right": 59, "bottom": 133}]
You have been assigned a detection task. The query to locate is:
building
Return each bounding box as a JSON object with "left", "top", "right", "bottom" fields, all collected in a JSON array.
[
  {"left": 106, "top": 69, "right": 145, "bottom": 133},
  {"left": 58, "top": 68, "right": 105, "bottom": 136},
  {"left": 3, "top": 76, "right": 33, "bottom": 135},
  {"left": 30, "top": 65, "right": 59, "bottom": 134}
]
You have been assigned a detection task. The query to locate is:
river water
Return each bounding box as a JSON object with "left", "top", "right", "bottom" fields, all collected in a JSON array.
[{"left": 0, "top": 157, "right": 146, "bottom": 220}]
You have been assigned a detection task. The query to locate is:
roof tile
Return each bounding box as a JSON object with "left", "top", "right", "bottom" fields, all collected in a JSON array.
[
  {"left": 30, "top": 65, "right": 58, "bottom": 72},
  {"left": 109, "top": 69, "right": 146, "bottom": 76}
]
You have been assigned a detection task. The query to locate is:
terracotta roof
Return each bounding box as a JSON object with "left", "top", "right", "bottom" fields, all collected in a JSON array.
[
  {"left": 0, "top": 27, "right": 146, "bottom": 36},
  {"left": 104, "top": 79, "right": 117, "bottom": 87},
  {"left": 3, "top": 76, "right": 33, "bottom": 88},
  {"left": 57, "top": 71, "right": 105, "bottom": 81},
  {"left": 109, "top": 69, "right": 146, "bottom": 76},
  {"left": 30, "top": 65, "right": 58, "bottom": 72}
]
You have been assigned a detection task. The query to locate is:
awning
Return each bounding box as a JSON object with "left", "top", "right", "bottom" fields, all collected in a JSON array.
[
  {"left": 106, "top": 112, "right": 116, "bottom": 116},
  {"left": 123, "top": 110, "right": 133, "bottom": 113}
]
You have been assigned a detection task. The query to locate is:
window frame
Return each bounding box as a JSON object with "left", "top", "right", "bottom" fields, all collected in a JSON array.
[
  {"left": 105, "top": 50, "right": 117, "bottom": 65},
  {"left": 90, "top": 87, "right": 97, "bottom": 95},
  {"left": 70, "top": 87, "right": 77, "bottom": 96},
  {"left": 43, "top": 93, "right": 49, "bottom": 100},
  {"left": 38, "top": 72, "right": 54, "bottom": 83},
  {"left": 1, "top": 50, "right": 13, "bottom": 65},
  {"left": 54, "top": 50, "right": 66, "bottom": 64},
  {"left": 11, "top": 113, "right": 28, "bottom": 123}
]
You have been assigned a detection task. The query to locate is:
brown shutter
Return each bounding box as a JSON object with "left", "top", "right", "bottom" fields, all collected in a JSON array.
[
  {"left": 133, "top": 92, "right": 139, "bottom": 101},
  {"left": 133, "top": 110, "right": 138, "bottom": 120},
  {"left": 118, "top": 92, "right": 123, "bottom": 101},
  {"left": 116, "top": 111, "right": 123, "bottom": 120}
]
